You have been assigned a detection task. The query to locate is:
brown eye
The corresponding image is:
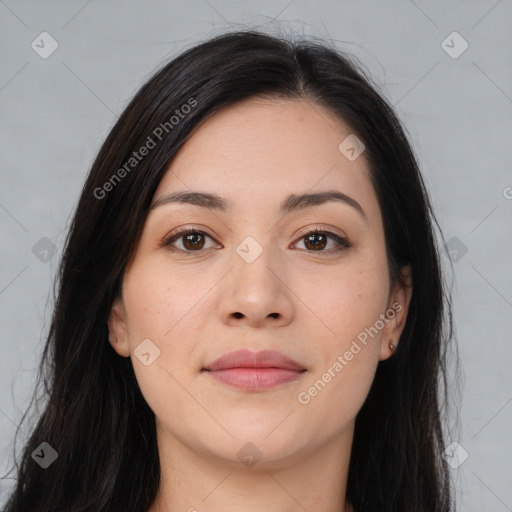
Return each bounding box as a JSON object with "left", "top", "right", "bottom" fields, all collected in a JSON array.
[
  {"left": 162, "top": 229, "right": 218, "bottom": 252},
  {"left": 304, "top": 232, "right": 328, "bottom": 251},
  {"left": 181, "top": 232, "right": 206, "bottom": 250},
  {"left": 293, "top": 229, "right": 351, "bottom": 253},
  {"left": 161, "top": 227, "right": 351, "bottom": 254}
]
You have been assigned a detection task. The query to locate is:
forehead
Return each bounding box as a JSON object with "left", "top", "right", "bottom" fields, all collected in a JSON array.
[{"left": 153, "top": 97, "right": 378, "bottom": 219}]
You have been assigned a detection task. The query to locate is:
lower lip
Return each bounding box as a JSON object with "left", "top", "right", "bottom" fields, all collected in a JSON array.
[{"left": 205, "top": 368, "right": 306, "bottom": 391}]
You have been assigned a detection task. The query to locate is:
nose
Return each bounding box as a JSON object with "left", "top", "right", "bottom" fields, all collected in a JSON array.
[{"left": 217, "top": 243, "right": 295, "bottom": 329}]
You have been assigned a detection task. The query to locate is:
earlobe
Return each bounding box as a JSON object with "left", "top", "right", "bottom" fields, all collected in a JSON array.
[
  {"left": 107, "top": 296, "right": 131, "bottom": 357},
  {"left": 379, "top": 265, "right": 413, "bottom": 361}
]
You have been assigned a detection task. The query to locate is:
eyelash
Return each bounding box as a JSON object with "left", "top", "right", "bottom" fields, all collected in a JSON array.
[{"left": 160, "top": 226, "right": 352, "bottom": 255}]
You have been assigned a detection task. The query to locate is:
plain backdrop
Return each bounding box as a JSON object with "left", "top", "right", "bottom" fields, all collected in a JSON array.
[{"left": 1, "top": 0, "right": 511, "bottom": 510}]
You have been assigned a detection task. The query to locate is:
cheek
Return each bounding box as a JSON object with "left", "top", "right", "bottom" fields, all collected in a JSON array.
[
  {"left": 121, "top": 261, "right": 187, "bottom": 341},
  {"left": 293, "top": 255, "right": 388, "bottom": 408},
  {"left": 297, "top": 354, "right": 377, "bottom": 435},
  {"left": 295, "top": 257, "right": 389, "bottom": 344},
  {"left": 336, "top": 271, "right": 389, "bottom": 341},
  {"left": 120, "top": 263, "right": 204, "bottom": 410}
]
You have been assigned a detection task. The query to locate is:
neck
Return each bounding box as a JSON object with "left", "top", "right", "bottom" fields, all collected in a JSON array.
[{"left": 148, "top": 421, "right": 355, "bottom": 512}]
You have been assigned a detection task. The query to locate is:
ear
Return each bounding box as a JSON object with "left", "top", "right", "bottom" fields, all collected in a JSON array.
[
  {"left": 107, "top": 296, "right": 131, "bottom": 357},
  {"left": 379, "top": 265, "right": 413, "bottom": 361}
]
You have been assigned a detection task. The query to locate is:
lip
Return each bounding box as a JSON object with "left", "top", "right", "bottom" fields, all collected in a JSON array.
[{"left": 202, "top": 349, "right": 307, "bottom": 391}]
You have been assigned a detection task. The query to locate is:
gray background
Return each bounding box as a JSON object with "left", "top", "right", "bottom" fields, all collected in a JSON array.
[{"left": 1, "top": 0, "right": 511, "bottom": 509}]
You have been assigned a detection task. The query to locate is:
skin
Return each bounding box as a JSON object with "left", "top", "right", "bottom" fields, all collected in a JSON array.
[{"left": 108, "top": 97, "right": 412, "bottom": 512}]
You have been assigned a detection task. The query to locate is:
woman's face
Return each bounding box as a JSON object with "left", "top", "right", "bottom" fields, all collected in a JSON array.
[{"left": 108, "top": 97, "right": 412, "bottom": 469}]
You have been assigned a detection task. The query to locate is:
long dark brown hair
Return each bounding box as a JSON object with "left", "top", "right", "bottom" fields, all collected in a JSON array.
[{"left": 2, "top": 29, "right": 457, "bottom": 511}]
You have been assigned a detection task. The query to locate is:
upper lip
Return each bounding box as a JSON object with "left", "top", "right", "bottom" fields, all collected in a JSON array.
[{"left": 203, "top": 349, "right": 306, "bottom": 372}]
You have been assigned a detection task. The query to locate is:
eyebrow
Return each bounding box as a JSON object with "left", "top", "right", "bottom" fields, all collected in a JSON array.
[{"left": 149, "top": 189, "right": 368, "bottom": 221}]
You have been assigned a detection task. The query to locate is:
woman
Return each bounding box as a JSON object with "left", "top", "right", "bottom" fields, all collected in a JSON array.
[{"left": 3, "top": 30, "right": 456, "bottom": 511}]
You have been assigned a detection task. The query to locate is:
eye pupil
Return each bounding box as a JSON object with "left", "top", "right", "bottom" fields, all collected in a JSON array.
[
  {"left": 305, "top": 233, "right": 327, "bottom": 251},
  {"left": 184, "top": 233, "right": 205, "bottom": 250}
]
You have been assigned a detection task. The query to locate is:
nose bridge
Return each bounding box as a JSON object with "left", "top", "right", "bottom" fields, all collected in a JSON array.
[
  {"left": 231, "top": 232, "right": 279, "bottom": 295},
  {"left": 217, "top": 230, "right": 294, "bottom": 327},
  {"left": 229, "top": 201, "right": 278, "bottom": 269},
  {"left": 235, "top": 234, "right": 267, "bottom": 266}
]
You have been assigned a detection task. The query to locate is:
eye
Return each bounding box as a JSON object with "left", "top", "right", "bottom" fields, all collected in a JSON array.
[
  {"left": 161, "top": 228, "right": 219, "bottom": 252},
  {"left": 160, "top": 226, "right": 351, "bottom": 254},
  {"left": 292, "top": 228, "right": 351, "bottom": 253}
]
